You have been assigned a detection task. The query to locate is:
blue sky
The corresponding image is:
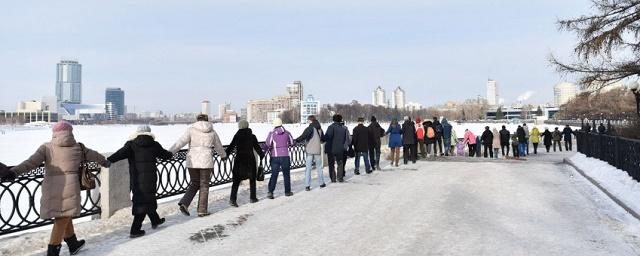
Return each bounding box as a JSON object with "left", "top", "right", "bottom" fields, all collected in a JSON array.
[{"left": 0, "top": 0, "right": 588, "bottom": 113}]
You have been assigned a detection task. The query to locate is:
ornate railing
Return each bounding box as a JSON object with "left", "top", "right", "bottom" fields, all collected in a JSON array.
[
  {"left": 1, "top": 142, "right": 306, "bottom": 236},
  {"left": 576, "top": 131, "right": 640, "bottom": 182}
]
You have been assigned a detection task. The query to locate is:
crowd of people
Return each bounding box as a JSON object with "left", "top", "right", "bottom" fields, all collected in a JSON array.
[{"left": 0, "top": 114, "right": 578, "bottom": 256}]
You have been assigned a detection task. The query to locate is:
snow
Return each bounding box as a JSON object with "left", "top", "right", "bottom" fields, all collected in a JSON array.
[
  {"left": 568, "top": 153, "right": 640, "bottom": 216},
  {"left": 2, "top": 151, "right": 640, "bottom": 255}
]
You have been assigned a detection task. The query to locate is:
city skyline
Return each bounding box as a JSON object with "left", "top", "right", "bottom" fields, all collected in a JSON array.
[{"left": 0, "top": 0, "right": 587, "bottom": 113}]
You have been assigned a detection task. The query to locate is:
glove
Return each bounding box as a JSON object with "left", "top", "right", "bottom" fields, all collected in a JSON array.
[
  {"left": 101, "top": 160, "right": 112, "bottom": 168},
  {"left": 0, "top": 164, "right": 17, "bottom": 182}
]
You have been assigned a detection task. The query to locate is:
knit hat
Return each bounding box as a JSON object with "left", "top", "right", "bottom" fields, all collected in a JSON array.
[
  {"left": 52, "top": 121, "right": 73, "bottom": 133},
  {"left": 273, "top": 118, "right": 283, "bottom": 127},
  {"left": 137, "top": 125, "right": 151, "bottom": 133},
  {"left": 239, "top": 120, "right": 249, "bottom": 129},
  {"left": 404, "top": 116, "right": 409, "bottom": 121}
]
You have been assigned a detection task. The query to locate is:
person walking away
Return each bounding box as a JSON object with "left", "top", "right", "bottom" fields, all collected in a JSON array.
[
  {"left": 433, "top": 117, "right": 445, "bottom": 156},
  {"left": 450, "top": 126, "right": 458, "bottom": 156},
  {"left": 265, "top": 118, "right": 295, "bottom": 198},
  {"left": 368, "top": 116, "right": 385, "bottom": 170},
  {"left": 562, "top": 125, "right": 574, "bottom": 151},
  {"left": 462, "top": 129, "right": 477, "bottom": 157},
  {"left": 170, "top": 114, "right": 227, "bottom": 217},
  {"left": 523, "top": 123, "right": 530, "bottom": 155},
  {"left": 598, "top": 123, "right": 606, "bottom": 134},
  {"left": 6, "top": 121, "right": 110, "bottom": 256},
  {"left": 108, "top": 125, "right": 173, "bottom": 238},
  {"left": 530, "top": 126, "right": 541, "bottom": 154},
  {"left": 552, "top": 127, "right": 563, "bottom": 152},
  {"left": 499, "top": 126, "right": 510, "bottom": 157},
  {"left": 415, "top": 117, "right": 426, "bottom": 159},
  {"left": 402, "top": 116, "right": 417, "bottom": 164},
  {"left": 295, "top": 116, "right": 325, "bottom": 190},
  {"left": 441, "top": 118, "right": 453, "bottom": 156},
  {"left": 226, "top": 120, "right": 265, "bottom": 206},
  {"left": 423, "top": 120, "right": 435, "bottom": 157},
  {"left": 511, "top": 134, "right": 520, "bottom": 158},
  {"left": 352, "top": 117, "right": 372, "bottom": 174},
  {"left": 480, "top": 126, "right": 494, "bottom": 158},
  {"left": 386, "top": 119, "right": 403, "bottom": 167},
  {"left": 325, "top": 114, "right": 350, "bottom": 181},
  {"left": 541, "top": 127, "right": 553, "bottom": 153},
  {"left": 492, "top": 128, "right": 500, "bottom": 159},
  {"left": 516, "top": 125, "right": 527, "bottom": 157}
]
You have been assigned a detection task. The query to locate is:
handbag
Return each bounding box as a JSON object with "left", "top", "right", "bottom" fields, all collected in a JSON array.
[
  {"left": 77, "top": 143, "right": 96, "bottom": 190},
  {"left": 257, "top": 163, "right": 265, "bottom": 182}
]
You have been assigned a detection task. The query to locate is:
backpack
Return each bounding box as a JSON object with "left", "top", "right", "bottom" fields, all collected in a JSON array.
[
  {"left": 416, "top": 127, "right": 425, "bottom": 140},
  {"left": 427, "top": 127, "right": 436, "bottom": 139}
]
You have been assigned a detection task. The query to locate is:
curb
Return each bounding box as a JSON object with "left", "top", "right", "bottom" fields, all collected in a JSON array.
[{"left": 563, "top": 157, "right": 640, "bottom": 221}]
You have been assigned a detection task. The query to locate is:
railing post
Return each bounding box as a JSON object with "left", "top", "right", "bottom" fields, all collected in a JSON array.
[
  {"left": 100, "top": 153, "right": 131, "bottom": 219},
  {"left": 614, "top": 136, "right": 621, "bottom": 169}
]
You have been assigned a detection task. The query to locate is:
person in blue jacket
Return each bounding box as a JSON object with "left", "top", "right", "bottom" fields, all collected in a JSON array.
[{"left": 386, "top": 119, "right": 403, "bottom": 167}]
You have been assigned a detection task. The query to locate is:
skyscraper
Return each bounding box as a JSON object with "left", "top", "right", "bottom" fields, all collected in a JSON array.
[
  {"left": 554, "top": 82, "right": 578, "bottom": 106},
  {"left": 56, "top": 60, "right": 82, "bottom": 104},
  {"left": 393, "top": 87, "right": 406, "bottom": 109},
  {"left": 201, "top": 100, "right": 211, "bottom": 118},
  {"left": 372, "top": 86, "right": 386, "bottom": 107},
  {"left": 486, "top": 79, "right": 498, "bottom": 106},
  {"left": 105, "top": 88, "right": 125, "bottom": 120}
]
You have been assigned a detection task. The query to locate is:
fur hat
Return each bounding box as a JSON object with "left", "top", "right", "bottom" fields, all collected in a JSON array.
[
  {"left": 239, "top": 120, "right": 249, "bottom": 129},
  {"left": 273, "top": 118, "right": 283, "bottom": 127},
  {"left": 52, "top": 121, "right": 73, "bottom": 133}
]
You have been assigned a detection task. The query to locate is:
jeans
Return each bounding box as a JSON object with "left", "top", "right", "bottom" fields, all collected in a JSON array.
[
  {"left": 131, "top": 210, "right": 161, "bottom": 233},
  {"left": 553, "top": 141, "right": 562, "bottom": 152},
  {"left": 565, "top": 140, "right": 572, "bottom": 151},
  {"left": 525, "top": 139, "right": 530, "bottom": 155},
  {"left": 483, "top": 145, "right": 493, "bottom": 158},
  {"left": 443, "top": 137, "right": 451, "bottom": 156},
  {"left": 518, "top": 143, "right": 526, "bottom": 156},
  {"left": 512, "top": 145, "right": 519, "bottom": 157},
  {"left": 368, "top": 145, "right": 381, "bottom": 169},
  {"left": 468, "top": 144, "right": 476, "bottom": 157},
  {"left": 403, "top": 144, "right": 417, "bottom": 164},
  {"left": 179, "top": 168, "right": 212, "bottom": 215},
  {"left": 493, "top": 148, "right": 499, "bottom": 159},
  {"left": 434, "top": 137, "right": 443, "bottom": 155},
  {"left": 355, "top": 151, "right": 371, "bottom": 172},
  {"left": 501, "top": 144, "right": 510, "bottom": 156},
  {"left": 268, "top": 156, "right": 291, "bottom": 194},
  {"left": 304, "top": 154, "right": 325, "bottom": 187}
]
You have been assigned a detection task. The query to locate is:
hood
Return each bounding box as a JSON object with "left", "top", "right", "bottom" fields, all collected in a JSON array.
[
  {"left": 311, "top": 120, "right": 321, "bottom": 130},
  {"left": 492, "top": 128, "right": 499, "bottom": 133},
  {"left": 441, "top": 119, "right": 449, "bottom": 126},
  {"left": 273, "top": 126, "right": 287, "bottom": 135},
  {"left": 131, "top": 134, "right": 156, "bottom": 147},
  {"left": 128, "top": 132, "right": 156, "bottom": 141},
  {"left": 51, "top": 130, "right": 77, "bottom": 147},
  {"left": 192, "top": 121, "right": 213, "bottom": 133}
]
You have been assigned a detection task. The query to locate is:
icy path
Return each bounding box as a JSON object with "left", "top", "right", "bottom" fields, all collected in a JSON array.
[{"left": 5, "top": 152, "right": 640, "bottom": 256}]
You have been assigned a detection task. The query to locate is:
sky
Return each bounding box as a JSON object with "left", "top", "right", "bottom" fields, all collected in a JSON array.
[{"left": 0, "top": 0, "right": 590, "bottom": 113}]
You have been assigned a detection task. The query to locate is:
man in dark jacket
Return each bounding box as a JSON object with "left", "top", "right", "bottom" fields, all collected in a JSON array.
[
  {"left": 480, "top": 126, "right": 494, "bottom": 158},
  {"left": 402, "top": 116, "right": 417, "bottom": 164},
  {"left": 499, "top": 126, "right": 510, "bottom": 157},
  {"left": 562, "top": 125, "right": 574, "bottom": 151},
  {"left": 433, "top": 117, "right": 444, "bottom": 156},
  {"left": 552, "top": 127, "right": 563, "bottom": 152},
  {"left": 541, "top": 127, "right": 553, "bottom": 153},
  {"left": 441, "top": 118, "right": 453, "bottom": 156},
  {"left": 368, "top": 116, "right": 385, "bottom": 170},
  {"left": 108, "top": 125, "right": 174, "bottom": 238},
  {"left": 352, "top": 117, "right": 372, "bottom": 174},
  {"left": 324, "top": 114, "right": 350, "bottom": 182},
  {"left": 516, "top": 125, "right": 526, "bottom": 157}
]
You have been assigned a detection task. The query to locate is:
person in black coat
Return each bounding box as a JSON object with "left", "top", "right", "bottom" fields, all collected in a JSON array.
[
  {"left": 598, "top": 123, "right": 606, "bottom": 134},
  {"left": 325, "top": 114, "right": 350, "bottom": 182},
  {"left": 107, "top": 125, "right": 174, "bottom": 238},
  {"left": 0, "top": 161, "right": 16, "bottom": 182},
  {"left": 433, "top": 117, "right": 444, "bottom": 156},
  {"left": 562, "top": 125, "right": 574, "bottom": 151},
  {"left": 401, "top": 116, "right": 417, "bottom": 164},
  {"left": 352, "top": 117, "right": 372, "bottom": 174},
  {"left": 480, "top": 126, "right": 494, "bottom": 158},
  {"left": 516, "top": 125, "right": 526, "bottom": 157},
  {"left": 499, "top": 126, "right": 510, "bottom": 157},
  {"left": 541, "top": 128, "right": 553, "bottom": 153},
  {"left": 368, "top": 116, "right": 385, "bottom": 170},
  {"left": 225, "top": 120, "right": 265, "bottom": 207}
]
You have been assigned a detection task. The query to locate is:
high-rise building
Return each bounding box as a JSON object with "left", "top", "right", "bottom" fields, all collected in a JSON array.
[
  {"left": 56, "top": 60, "right": 82, "bottom": 104},
  {"left": 105, "top": 88, "right": 125, "bottom": 120},
  {"left": 218, "top": 103, "right": 230, "bottom": 120},
  {"left": 486, "top": 79, "right": 498, "bottom": 106},
  {"left": 554, "top": 82, "right": 578, "bottom": 106},
  {"left": 201, "top": 100, "right": 211, "bottom": 118},
  {"left": 392, "top": 87, "right": 406, "bottom": 109},
  {"left": 372, "top": 86, "right": 386, "bottom": 107},
  {"left": 247, "top": 81, "right": 305, "bottom": 123},
  {"left": 300, "top": 95, "right": 320, "bottom": 123},
  {"left": 287, "top": 81, "right": 304, "bottom": 104}
]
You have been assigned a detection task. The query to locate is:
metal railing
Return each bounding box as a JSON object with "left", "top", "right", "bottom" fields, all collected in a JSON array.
[
  {"left": 1, "top": 142, "right": 306, "bottom": 236},
  {"left": 576, "top": 131, "right": 640, "bottom": 182}
]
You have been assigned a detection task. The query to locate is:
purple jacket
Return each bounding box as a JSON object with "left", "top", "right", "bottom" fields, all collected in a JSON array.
[{"left": 265, "top": 126, "right": 294, "bottom": 157}]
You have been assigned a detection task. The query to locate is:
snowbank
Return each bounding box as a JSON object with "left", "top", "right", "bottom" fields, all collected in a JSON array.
[{"left": 568, "top": 153, "right": 640, "bottom": 216}]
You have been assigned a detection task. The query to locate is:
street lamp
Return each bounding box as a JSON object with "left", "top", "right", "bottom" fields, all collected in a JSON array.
[{"left": 627, "top": 81, "right": 640, "bottom": 117}]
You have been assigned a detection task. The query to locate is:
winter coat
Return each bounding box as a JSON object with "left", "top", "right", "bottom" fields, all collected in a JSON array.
[
  {"left": 562, "top": 127, "right": 574, "bottom": 141},
  {"left": 295, "top": 121, "right": 324, "bottom": 155},
  {"left": 433, "top": 120, "right": 444, "bottom": 138},
  {"left": 265, "top": 126, "right": 294, "bottom": 158},
  {"left": 450, "top": 129, "right": 458, "bottom": 146},
  {"left": 530, "top": 128, "right": 540, "bottom": 144},
  {"left": 541, "top": 130, "right": 553, "bottom": 146},
  {"left": 598, "top": 125, "right": 606, "bottom": 134},
  {"left": 108, "top": 133, "right": 173, "bottom": 215},
  {"left": 225, "top": 128, "right": 265, "bottom": 182},
  {"left": 352, "top": 124, "right": 371, "bottom": 152},
  {"left": 524, "top": 126, "right": 530, "bottom": 139},
  {"left": 402, "top": 120, "right": 417, "bottom": 145},
  {"left": 441, "top": 119, "right": 453, "bottom": 141},
  {"left": 11, "top": 130, "right": 108, "bottom": 219},
  {"left": 499, "top": 128, "right": 510, "bottom": 146},
  {"left": 463, "top": 130, "right": 476, "bottom": 145},
  {"left": 0, "top": 162, "right": 9, "bottom": 179},
  {"left": 552, "top": 130, "right": 562, "bottom": 141},
  {"left": 511, "top": 134, "right": 519, "bottom": 146},
  {"left": 368, "top": 121, "right": 385, "bottom": 148},
  {"left": 480, "top": 129, "right": 494, "bottom": 146},
  {"left": 386, "top": 124, "right": 403, "bottom": 148},
  {"left": 492, "top": 129, "right": 501, "bottom": 149},
  {"left": 517, "top": 127, "right": 526, "bottom": 143},
  {"left": 169, "top": 121, "right": 227, "bottom": 169},
  {"left": 325, "top": 122, "right": 350, "bottom": 158}
]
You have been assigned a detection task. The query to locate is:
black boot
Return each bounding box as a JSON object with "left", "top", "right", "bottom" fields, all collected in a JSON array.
[
  {"left": 151, "top": 218, "right": 166, "bottom": 229},
  {"left": 64, "top": 234, "right": 85, "bottom": 255},
  {"left": 130, "top": 230, "right": 146, "bottom": 238},
  {"left": 47, "top": 244, "right": 62, "bottom": 256}
]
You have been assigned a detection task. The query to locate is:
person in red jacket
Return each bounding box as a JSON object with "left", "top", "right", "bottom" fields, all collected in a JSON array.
[{"left": 415, "top": 117, "right": 426, "bottom": 159}]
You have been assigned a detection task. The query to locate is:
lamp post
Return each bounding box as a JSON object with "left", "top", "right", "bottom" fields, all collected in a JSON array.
[{"left": 627, "top": 81, "right": 640, "bottom": 117}]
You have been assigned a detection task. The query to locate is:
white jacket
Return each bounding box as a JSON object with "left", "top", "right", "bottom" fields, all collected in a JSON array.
[{"left": 169, "top": 121, "right": 227, "bottom": 169}]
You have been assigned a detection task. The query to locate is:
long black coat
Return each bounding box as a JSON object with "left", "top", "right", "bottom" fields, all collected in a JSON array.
[
  {"left": 352, "top": 124, "right": 371, "bottom": 152},
  {"left": 499, "top": 128, "right": 510, "bottom": 145},
  {"left": 368, "top": 121, "right": 385, "bottom": 148},
  {"left": 517, "top": 127, "right": 526, "bottom": 142},
  {"left": 108, "top": 135, "right": 173, "bottom": 215},
  {"left": 225, "top": 128, "right": 264, "bottom": 182},
  {"left": 402, "top": 120, "right": 417, "bottom": 145},
  {"left": 480, "top": 129, "right": 494, "bottom": 146},
  {"left": 541, "top": 130, "right": 553, "bottom": 146}
]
